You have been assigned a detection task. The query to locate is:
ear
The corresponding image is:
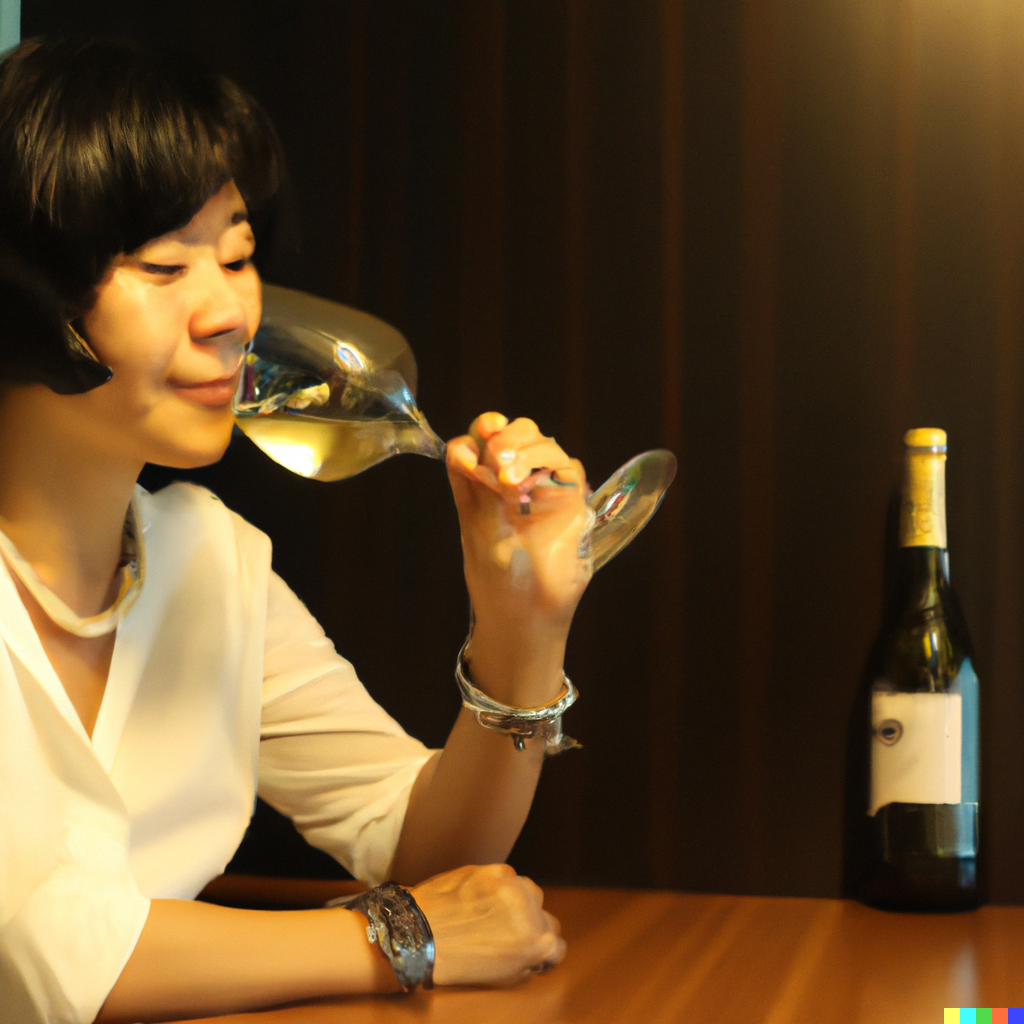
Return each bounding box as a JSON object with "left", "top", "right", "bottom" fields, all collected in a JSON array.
[{"left": 0, "top": 251, "right": 112, "bottom": 394}]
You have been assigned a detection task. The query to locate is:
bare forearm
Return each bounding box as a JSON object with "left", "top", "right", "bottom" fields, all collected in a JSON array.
[
  {"left": 462, "top": 614, "right": 570, "bottom": 707},
  {"left": 390, "top": 707, "right": 549, "bottom": 884},
  {"left": 390, "top": 615, "right": 572, "bottom": 883},
  {"left": 97, "top": 898, "right": 397, "bottom": 1022}
]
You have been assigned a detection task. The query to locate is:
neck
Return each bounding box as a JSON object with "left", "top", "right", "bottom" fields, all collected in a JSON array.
[
  {"left": 897, "top": 545, "right": 949, "bottom": 614},
  {"left": 0, "top": 386, "right": 143, "bottom": 617}
]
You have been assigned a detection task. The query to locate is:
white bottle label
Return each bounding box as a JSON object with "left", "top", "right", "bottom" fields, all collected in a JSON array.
[{"left": 870, "top": 692, "right": 962, "bottom": 814}]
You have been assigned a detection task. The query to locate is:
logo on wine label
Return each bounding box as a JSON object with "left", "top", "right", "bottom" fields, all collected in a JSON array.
[
  {"left": 870, "top": 692, "right": 962, "bottom": 814},
  {"left": 904, "top": 499, "right": 936, "bottom": 537},
  {"left": 876, "top": 719, "right": 903, "bottom": 745}
]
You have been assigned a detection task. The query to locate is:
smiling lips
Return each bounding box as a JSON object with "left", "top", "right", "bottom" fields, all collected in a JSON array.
[{"left": 173, "top": 368, "right": 241, "bottom": 408}]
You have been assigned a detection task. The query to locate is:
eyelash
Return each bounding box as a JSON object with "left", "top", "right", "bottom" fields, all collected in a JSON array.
[
  {"left": 141, "top": 263, "right": 184, "bottom": 276},
  {"left": 140, "top": 256, "right": 251, "bottom": 276}
]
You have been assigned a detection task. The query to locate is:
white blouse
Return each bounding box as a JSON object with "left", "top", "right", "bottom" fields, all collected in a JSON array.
[{"left": 0, "top": 482, "right": 434, "bottom": 1024}]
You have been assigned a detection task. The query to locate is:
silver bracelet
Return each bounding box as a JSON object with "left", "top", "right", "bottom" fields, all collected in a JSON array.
[
  {"left": 325, "top": 883, "right": 434, "bottom": 991},
  {"left": 455, "top": 636, "right": 581, "bottom": 755}
]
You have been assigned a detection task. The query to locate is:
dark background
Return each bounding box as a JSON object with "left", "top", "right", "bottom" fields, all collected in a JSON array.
[{"left": 22, "top": 0, "right": 1024, "bottom": 904}]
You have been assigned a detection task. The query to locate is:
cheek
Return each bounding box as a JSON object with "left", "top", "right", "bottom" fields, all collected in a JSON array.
[
  {"left": 85, "top": 277, "right": 183, "bottom": 379},
  {"left": 239, "top": 270, "right": 262, "bottom": 338}
]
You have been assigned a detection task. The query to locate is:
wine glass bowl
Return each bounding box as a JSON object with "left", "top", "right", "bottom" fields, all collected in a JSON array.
[
  {"left": 235, "top": 284, "right": 676, "bottom": 572},
  {"left": 234, "top": 284, "right": 445, "bottom": 480}
]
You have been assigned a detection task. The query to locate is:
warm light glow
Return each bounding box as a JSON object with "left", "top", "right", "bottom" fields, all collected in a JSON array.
[{"left": 255, "top": 440, "right": 321, "bottom": 478}]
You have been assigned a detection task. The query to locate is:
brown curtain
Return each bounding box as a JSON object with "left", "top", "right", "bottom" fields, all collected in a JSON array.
[{"left": 23, "top": 0, "right": 1024, "bottom": 902}]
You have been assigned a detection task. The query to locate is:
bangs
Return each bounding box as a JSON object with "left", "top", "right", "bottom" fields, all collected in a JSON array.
[{"left": 0, "top": 38, "right": 284, "bottom": 313}]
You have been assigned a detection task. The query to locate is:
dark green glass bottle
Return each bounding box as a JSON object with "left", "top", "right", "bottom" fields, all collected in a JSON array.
[{"left": 855, "top": 428, "right": 981, "bottom": 911}]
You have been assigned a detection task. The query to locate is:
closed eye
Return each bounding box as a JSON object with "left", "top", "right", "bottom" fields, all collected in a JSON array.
[
  {"left": 224, "top": 257, "right": 251, "bottom": 272},
  {"left": 140, "top": 262, "right": 184, "bottom": 276}
]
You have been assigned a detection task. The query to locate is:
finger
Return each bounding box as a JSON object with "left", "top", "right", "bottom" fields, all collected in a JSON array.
[
  {"left": 446, "top": 434, "right": 501, "bottom": 492},
  {"left": 514, "top": 878, "right": 555, "bottom": 936},
  {"left": 468, "top": 412, "right": 510, "bottom": 453},
  {"left": 479, "top": 416, "right": 544, "bottom": 453},
  {"left": 530, "top": 935, "right": 567, "bottom": 973},
  {"left": 446, "top": 436, "right": 478, "bottom": 475},
  {"left": 450, "top": 429, "right": 574, "bottom": 501},
  {"left": 543, "top": 910, "right": 561, "bottom": 937},
  {"left": 482, "top": 442, "right": 582, "bottom": 498},
  {"left": 509, "top": 463, "right": 588, "bottom": 519},
  {"left": 452, "top": 416, "right": 590, "bottom": 509},
  {"left": 490, "top": 440, "right": 576, "bottom": 488},
  {"left": 477, "top": 417, "right": 546, "bottom": 471},
  {"left": 466, "top": 416, "right": 570, "bottom": 471},
  {"left": 447, "top": 435, "right": 484, "bottom": 480},
  {"left": 524, "top": 456, "right": 587, "bottom": 492},
  {"left": 516, "top": 875, "right": 546, "bottom": 908},
  {"left": 485, "top": 862, "right": 518, "bottom": 882},
  {"left": 485, "top": 415, "right": 541, "bottom": 444}
]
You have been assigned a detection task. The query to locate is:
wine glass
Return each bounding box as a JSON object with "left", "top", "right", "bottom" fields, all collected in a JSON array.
[{"left": 235, "top": 284, "right": 676, "bottom": 572}]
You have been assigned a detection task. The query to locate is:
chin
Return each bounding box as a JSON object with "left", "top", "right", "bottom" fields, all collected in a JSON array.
[{"left": 149, "top": 423, "right": 235, "bottom": 470}]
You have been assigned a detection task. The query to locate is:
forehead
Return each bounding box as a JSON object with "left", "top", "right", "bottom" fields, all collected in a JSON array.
[{"left": 147, "top": 182, "right": 249, "bottom": 249}]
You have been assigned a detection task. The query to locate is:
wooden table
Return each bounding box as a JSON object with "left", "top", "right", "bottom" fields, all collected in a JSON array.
[{"left": 179, "top": 879, "right": 1024, "bottom": 1023}]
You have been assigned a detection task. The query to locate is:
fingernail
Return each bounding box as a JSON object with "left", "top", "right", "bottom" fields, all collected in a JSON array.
[
  {"left": 548, "top": 470, "right": 577, "bottom": 488},
  {"left": 497, "top": 449, "right": 516, "bottom": 464},
  {"left": 501, "top": 465, "right": 527, "bottom": 485},
  {"left": 484, "top": 412, "right": 509, "bottom": 433}
]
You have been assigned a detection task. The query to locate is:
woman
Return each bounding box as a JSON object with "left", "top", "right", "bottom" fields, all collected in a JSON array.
[{"left": 0, "top": 37, "right": 594, "bottom": 1024}]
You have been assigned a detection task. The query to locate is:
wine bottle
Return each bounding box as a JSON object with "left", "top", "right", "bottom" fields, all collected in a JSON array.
[{"left": 855, "top": 428, "right": 981, "bottom": 911}]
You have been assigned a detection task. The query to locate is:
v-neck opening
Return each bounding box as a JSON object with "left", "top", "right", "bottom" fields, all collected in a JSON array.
[
  {"left": 0, "top": 560, "right": 97, "bottom": 749},
  {"left": 0, "top": 530, "right": 146, "bottom": 774},
  {"left": 90, "top": 619, "right": 139, "bottom": 773}
]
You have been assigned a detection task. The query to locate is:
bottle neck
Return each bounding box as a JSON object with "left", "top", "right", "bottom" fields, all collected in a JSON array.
[
  {"left": 899, "top": 448, "right": 947, "bottom": 549},
  {"left": 896, "top": 445, "right": 949, "bottom": 613},
  {"left": 896, "top": 545, "right": 949, "bottom": 612}
]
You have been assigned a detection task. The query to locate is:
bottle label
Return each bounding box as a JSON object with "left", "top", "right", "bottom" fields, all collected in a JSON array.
[{"left": 869, "top": 692, "right": 962, "bottom": 814}]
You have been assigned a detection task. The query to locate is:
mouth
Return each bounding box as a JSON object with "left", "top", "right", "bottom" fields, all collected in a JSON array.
[{"left": 172, "top": 367, "right": 242, "bottom": 408}]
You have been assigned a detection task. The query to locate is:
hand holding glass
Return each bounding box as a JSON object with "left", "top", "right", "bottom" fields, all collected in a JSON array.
[{"left": 234, "top": 284, "right": 676, "bottom": 573}]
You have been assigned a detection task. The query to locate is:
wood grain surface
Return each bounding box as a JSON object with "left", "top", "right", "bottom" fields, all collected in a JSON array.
[{"left": 175, "top": 882, "right": 1024, "bottom": 1023}]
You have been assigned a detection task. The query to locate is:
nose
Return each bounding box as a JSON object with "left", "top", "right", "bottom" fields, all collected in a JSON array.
[{"left": 188, "top": 260, "right": 250, "bottom": 347}]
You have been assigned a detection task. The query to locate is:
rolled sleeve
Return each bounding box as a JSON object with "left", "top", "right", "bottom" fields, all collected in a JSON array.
[
  {"left": 258, "top": 573, "right": 435, "bottom": 886},
  {"left": 0, "top": 828, "right": 150, "bottom": 1024}
]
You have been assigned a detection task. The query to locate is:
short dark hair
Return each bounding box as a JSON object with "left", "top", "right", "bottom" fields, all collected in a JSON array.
[{"left": 0, "top": 36, "right": 286, "bottom": 393}]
